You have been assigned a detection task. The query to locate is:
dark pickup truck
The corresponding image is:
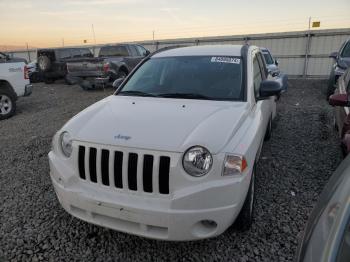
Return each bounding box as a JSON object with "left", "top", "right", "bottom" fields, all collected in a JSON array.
[
  {"left": 66, "top": 44, "right": 150, "bottom": 89},
  {"left": 37, "top": 47, "right": 94, "bottom": 84}
]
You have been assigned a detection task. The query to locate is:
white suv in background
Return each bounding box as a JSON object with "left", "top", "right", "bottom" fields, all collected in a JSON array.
[
  {"left": 0, "top": 59, "right": 32, "bottom": 119},
  {"left": 49, "top": 45, "right": 282, "bottom": 240}
]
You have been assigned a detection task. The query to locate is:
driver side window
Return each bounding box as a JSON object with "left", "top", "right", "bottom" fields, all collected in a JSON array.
[{"left": 253, "top": 55, "right": 263, "bottom": 99}]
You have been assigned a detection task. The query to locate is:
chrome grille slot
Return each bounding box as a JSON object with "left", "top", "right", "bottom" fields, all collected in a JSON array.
[
  {"left": 114, "top": 151, "right": 123, "bottom": 188},
  {"left": 159, "top": 156, "right": 170, "bottom": 194},
  {"left": 101, "top": 149, "right": 110, "bottom": 186},
  {"left": 128, "top": 153, "right": 138, "bottom": 191},
  {"left": 89, "top": 147, "right": 97, "bottom": 183},
  {"left": 77, "top": 145, "right": 171, "bottom": 195},
  {"left": 78, "top": 146, "right": 86, "bottom": 180},
  {"left": 143, "top": 155, "right": 154, "bottom": 193}
]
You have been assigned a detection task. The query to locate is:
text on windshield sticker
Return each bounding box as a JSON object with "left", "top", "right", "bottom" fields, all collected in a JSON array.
[{"left": 211, "top": 57, "right": 241, "bottom": 64}]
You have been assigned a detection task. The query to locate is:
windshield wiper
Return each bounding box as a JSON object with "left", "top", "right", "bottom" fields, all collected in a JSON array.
[
  {"left": 157, "top": 93, "right": 213, "bottom": 100},
  {"left": 118, "top": 90, "right": 157, "bottom": 97}
]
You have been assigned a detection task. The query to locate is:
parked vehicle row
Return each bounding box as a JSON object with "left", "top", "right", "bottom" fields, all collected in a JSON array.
[{"left": 299, "top": 54, "right": 350, "bottom": 261}]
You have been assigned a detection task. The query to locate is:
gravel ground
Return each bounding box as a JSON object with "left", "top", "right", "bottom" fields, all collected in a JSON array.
[{"left": 0, "top": 79, "right": 343, "bottom": 261}]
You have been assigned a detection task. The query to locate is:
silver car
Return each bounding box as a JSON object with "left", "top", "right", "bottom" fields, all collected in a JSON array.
[
  {"left": 296, "top": 155, "right": 350, "bottom": 262},
  {"left": 261, "top": 47, "right": 288, "bottom": 92}
]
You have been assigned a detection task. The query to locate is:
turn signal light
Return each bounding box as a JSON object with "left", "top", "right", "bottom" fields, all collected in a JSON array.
[{"left": 222, "top": 155, "right": 247, "bottom": 176}]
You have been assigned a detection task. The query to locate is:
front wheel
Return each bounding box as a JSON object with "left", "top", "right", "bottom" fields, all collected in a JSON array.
[
  {"left": 234, "top": 166, "right": 255, "bottom": 231},
  {"left": 0, "top": 91, "right": 16, "bottom": 120}
]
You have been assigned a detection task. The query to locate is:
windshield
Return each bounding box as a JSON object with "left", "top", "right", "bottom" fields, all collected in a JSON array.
[
  {"left": 263, "top": 52, "right": 274, "bottom": 65},
  {"left": 117, "top": 56, "right": 243, "bottom": 101},
  {"left": 341, "top": 42, "right": 350, "bottom": 58}
]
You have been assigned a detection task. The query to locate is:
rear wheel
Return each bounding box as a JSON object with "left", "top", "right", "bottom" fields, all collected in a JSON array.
[
  {"left": 234, "top": 166, "right": 255, "bottom": 231},
  {"left": 80, "top": 80, "right": 93, "bottom": 91},
  {"left": 65, "top": 75, "right": 80, "bottom": 85},
  {"left": 0, "top": 90, "right": 16, "bottom": 120}
]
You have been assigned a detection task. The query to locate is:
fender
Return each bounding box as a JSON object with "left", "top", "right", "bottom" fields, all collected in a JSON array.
[
  {"left": 109, "top": 60, "right": 130, "bottom": 77},
  {"left": 0, "top": 80, "right": 17, "bottom": 100}
]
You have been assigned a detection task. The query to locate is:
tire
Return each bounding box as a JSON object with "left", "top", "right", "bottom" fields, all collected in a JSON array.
[
  {"left": 333, "top": 116, "right": 338, "bottom": 131},
  {"left": 44, "top": 78, "right": 54, "bottom": 84},
  {"left": 234, "top": 166, "right": 255, "bottom": 231},
  {"left": 38, "top": 55, "right": 51, "bottom": 72},
  {"left": 29, "top": 72, "right": 42, "bottom": 83},
  {"left": 264, "top": 117, "right": 272, "bottom": 141},
  {"left": 326, "top": 81, "right": 336, "bottom": 100},
  {"left": 80, "top": 80, "right": 93, "bottom": 91},
  {"left": 65, "top": 75, "right": 80, "bottom": 85},
  {"left": 117, "top": 70, "right": 127, "bottom": 79},
  {"left": 0, "top": 90, "right": 16, "bottom": 120}
]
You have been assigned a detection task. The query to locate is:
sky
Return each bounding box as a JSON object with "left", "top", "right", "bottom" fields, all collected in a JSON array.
[{"left": 0, "top": 0, "right": 349, "bottom": 49}]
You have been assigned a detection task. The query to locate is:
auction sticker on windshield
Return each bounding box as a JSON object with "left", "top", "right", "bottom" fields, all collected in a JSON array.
[{"left": 211, "top": 57, "right": 241, "bottom": 64}]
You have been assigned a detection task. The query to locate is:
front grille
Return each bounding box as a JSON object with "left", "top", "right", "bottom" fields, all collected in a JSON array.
[{"left": 77, "top": 145, "right": 171, "bottom": 195}]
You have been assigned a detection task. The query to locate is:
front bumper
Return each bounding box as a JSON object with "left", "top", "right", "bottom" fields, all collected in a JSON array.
[
  {"left": 24, "top": 84, "right": 32, "bottom": 96},
  {"left": 48, "top": 149, "right": 251, "bottom": 241}
]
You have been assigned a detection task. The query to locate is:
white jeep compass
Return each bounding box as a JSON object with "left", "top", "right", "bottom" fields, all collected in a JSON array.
[{"left": 49, "top": 45, "right": 282, "bottom": 241}]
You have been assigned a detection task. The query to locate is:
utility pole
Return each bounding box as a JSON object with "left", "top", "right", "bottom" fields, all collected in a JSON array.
[
  {"left": 92, "top": 24, "right": 97, "bottom": 56},
  {"left": 92, "top": 24, "right": 96, "bottom": 45},
  {"left": 26, "top": 42, "right": 31, "bottom": 62},
  {"left": 303, "top": 17, "right": 312, "bottom": 78},
  {"left": 152, "top": 30, "right": 155, "bottom": 41},
  {"left": 62, "top": 38, "right": 65, "bottom": 47}
]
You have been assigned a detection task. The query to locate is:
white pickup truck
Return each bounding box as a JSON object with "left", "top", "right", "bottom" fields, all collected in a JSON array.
[
  {"left": 0, "top": 60, "right": 32, "bottom": 119},
  {"left": 49, "top": 45, "right": 282, "bottom": 241}
]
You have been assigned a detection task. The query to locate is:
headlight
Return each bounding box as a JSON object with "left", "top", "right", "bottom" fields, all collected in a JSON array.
[
  {"left": 183, "top": 146, "right": 213, "bottom": 177},
  {"left": 222, "top": 155, "right": 247, "bottom": 176},
  {"left": 60, "top": 131, "right": 72, "bottom": 157}
]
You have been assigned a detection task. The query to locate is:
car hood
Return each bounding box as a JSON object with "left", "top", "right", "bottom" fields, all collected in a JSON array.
[
  {"left": 63, "top": 96, "right": 249, "bottom": 154},
  {"left": 267, "top": 64, "right": 280, "bottom": 72},
  {"left": 339, "top": 57, "right": 350, "bottom": 68}
]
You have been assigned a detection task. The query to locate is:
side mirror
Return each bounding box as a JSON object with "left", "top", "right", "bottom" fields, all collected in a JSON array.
[
  {"left": 112, "top": 77, "right": 125, "bottom": 89},
  {"left": 329, "top": 52, "right": 338, "bottom": 59},
  {"left": 259, "top": 80, "right": 282, "bottom": 99},
  {"left": 275, "top": 59, "right": 279, "bottom": 66},
  {"left": 329, "top": 94, "right": 350, "bottom": 107},
  {"left": 143, "top": 50, "right": 150, "bottom": 56}
]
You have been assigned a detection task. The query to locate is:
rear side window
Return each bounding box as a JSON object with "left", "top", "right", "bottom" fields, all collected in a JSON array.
[
  {"left": 99, "top": 46, "right": 129, "bottom": 57},
  {"left": 129, "top": 46, "right": 139, "bottom": 57},
  {"left": 71, "top": 49, "right": 81, "bottom": 58},
  {"left": 57, "top": 49, "right": 71, "bottom": 59},
  {"left": 341, "top": 42, "right": 350, "bottom": 58},
  {"left": 263, "top": 51, "right": 274, "bottom": 65},
  {"left": 136, "top": 45, "right": 148, "bottom": 56},
  {"left": 80, "top": 49, "right": 93, "bottom": 58}
]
